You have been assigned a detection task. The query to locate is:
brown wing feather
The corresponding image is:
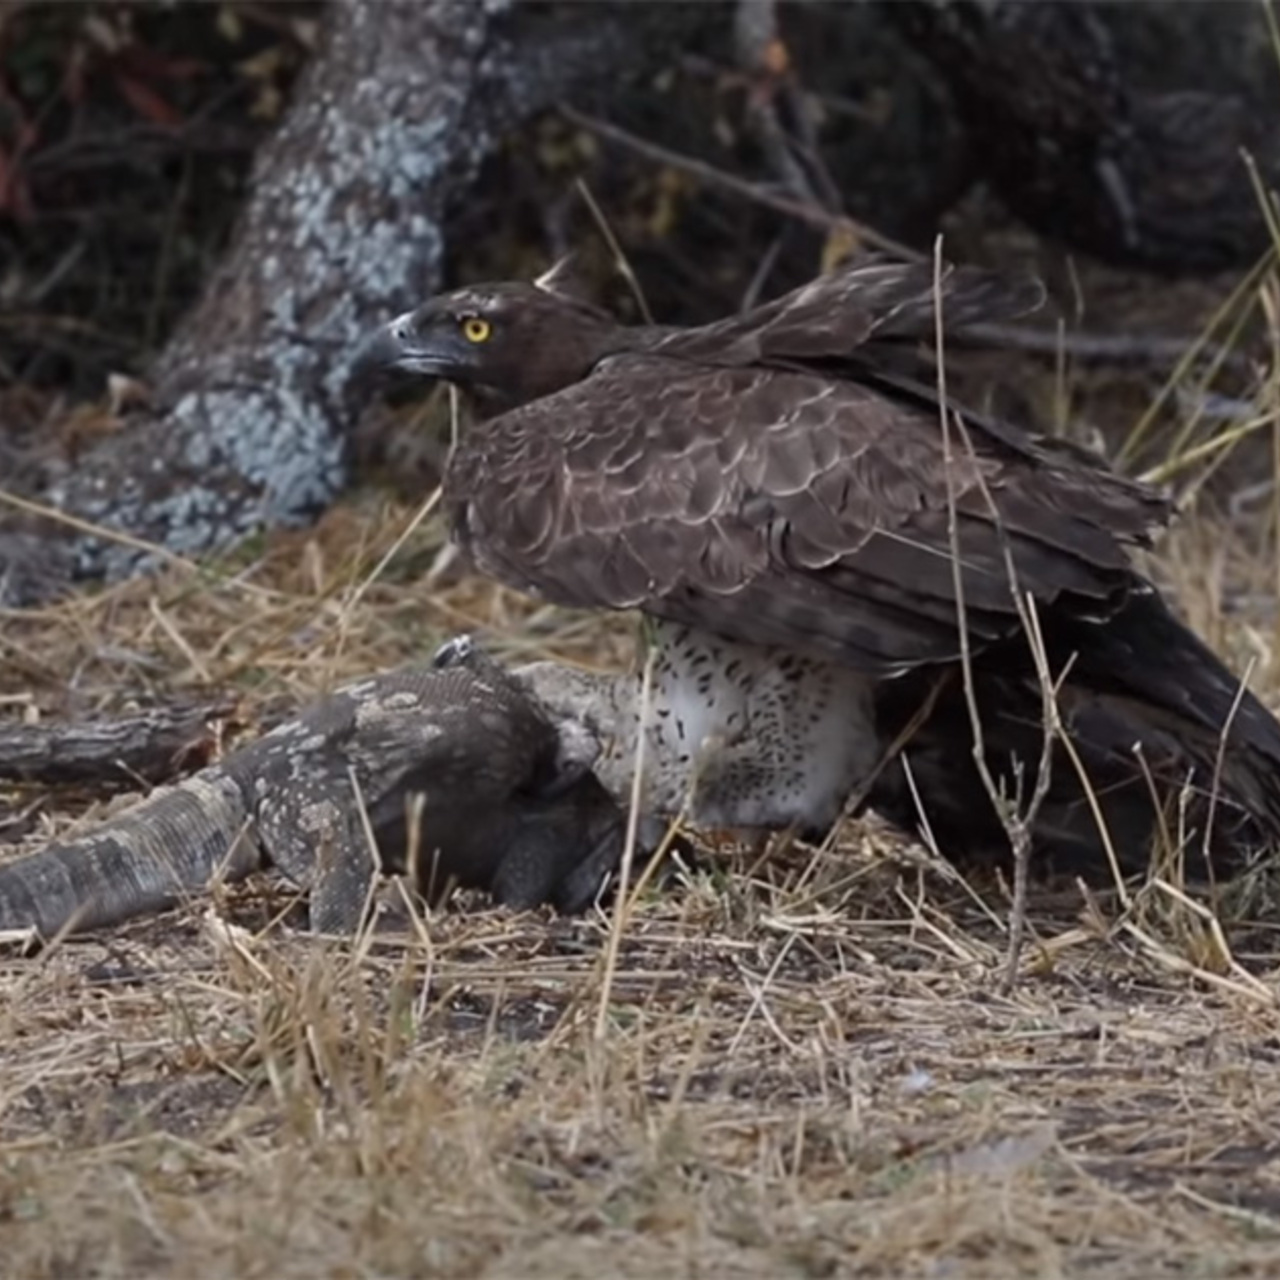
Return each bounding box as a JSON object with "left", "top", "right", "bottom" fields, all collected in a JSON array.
[
  {"left": 649, "top": 258, "right": 1048, "bottom": 369},
  {"left": 447, "top": 353, "right": 1170, "bottom": 674}
]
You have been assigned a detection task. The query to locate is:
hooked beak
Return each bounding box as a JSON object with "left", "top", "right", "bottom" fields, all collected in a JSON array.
[{"left": 353, "top": 312, "right": 469, "bottom": 381}]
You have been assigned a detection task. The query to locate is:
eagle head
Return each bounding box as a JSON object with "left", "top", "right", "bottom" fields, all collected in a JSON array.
[{"left": 358, "top": 279, "right": 621, "bottom": 414}]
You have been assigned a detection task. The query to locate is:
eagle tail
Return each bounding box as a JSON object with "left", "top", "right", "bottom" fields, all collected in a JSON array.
[{"left": 871, "top": 593, "right": 1280, "bottom": 883}]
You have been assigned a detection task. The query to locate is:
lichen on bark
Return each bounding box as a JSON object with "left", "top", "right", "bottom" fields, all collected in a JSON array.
[{"left": 7, "top": 0, "right": 710, "bottom": 600}]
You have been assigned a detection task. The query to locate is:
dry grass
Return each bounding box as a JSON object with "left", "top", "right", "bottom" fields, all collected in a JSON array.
[{"left": 3, "top": 473, "right": 1280, "bottom": 1277}]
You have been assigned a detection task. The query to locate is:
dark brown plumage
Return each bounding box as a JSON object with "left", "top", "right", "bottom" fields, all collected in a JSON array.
[{"left": 362, "top": 258, "right": 1280, "bottom": 881}]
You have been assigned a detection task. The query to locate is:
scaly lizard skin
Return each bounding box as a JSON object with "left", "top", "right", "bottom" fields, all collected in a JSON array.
[{"left": 0, "top": 638, "right": 627, "bottom": 939}]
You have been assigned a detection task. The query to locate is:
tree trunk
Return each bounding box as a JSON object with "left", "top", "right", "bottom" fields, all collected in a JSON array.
[
  {"left": 1, "top": 0, "right": 714, "bottom": 604},
  {"left": 888, "top": 0, "right": 1280, "bottom": 274}
]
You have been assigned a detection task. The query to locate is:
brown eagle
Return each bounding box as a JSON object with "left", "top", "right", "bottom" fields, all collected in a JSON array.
[{"left": 361, "top": 258, "right": 1280, "bottom": 881}]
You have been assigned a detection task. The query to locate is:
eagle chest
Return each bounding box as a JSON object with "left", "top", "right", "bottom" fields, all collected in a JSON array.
[{"left": 632, "top": 621, "right": 881, "bottom": 835}]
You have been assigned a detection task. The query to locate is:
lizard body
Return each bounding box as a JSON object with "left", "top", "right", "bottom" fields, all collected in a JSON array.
[{"left": 0, "top": 638, "right": 626, "bottom": 939}]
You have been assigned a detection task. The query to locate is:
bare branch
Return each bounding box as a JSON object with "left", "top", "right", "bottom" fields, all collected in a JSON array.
[
  {"left": 930, "top": 235, "right": 1062, "bottom": 992},
  {"left": 0, "top": 697, "right": 240, "bottom": 789},
  {"left": 559, "top": 106, "right": 920, "bottom": 262}
]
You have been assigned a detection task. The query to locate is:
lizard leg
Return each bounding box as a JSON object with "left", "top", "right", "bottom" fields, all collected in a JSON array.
[
  {"left": 258, "top": 792, "right": 379, "bottom": 935},
  {"left": 308, "top": 815, "right": 380, "bottom": 935}
]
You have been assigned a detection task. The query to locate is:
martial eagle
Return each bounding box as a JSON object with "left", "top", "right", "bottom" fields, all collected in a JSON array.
[{"left": 361, "top": 258, "right": 1280, "bottom": 879}]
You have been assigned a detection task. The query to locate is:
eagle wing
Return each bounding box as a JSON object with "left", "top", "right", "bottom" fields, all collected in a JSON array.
[
  {"left": 447, "top": 354, "right": 1169, "bottom": 674},
  {"left": 648, "top": 258, "right": 1048, "bottom": 369}
]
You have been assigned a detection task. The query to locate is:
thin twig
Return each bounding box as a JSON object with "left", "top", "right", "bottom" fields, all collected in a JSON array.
[
  {"left": 733, "top": 0, "right": 844, "bottom": 218},
  {"left": 0, "top": 488, "right": 202, "bottom": 584},
  {"left": 1120, "top": 251, "right": 1273, "bottom": 468},
  {"left": 559, "top": 104, "right": 920, "bottom": 261},
  {"left": 1200, "top": 655, "right": 1254, "bottom": 877},
  {"left": 930, "top": 236, "right": 1060, "bottom": 992},
  {"left": 960, "top": 322, "right": 1252, "bottom": 374},
  {"left": 1001, "top": 594, "right": 1060, "bottom": 988},
  {"left": 331, "top": 485, "right": 442, "bottom": 665},
  {"left": 932, "top": 238, "right": 1005, "bottom": 945},
  {"left": 574, "top": 177, "right": 654, "bottom": 324},
  {"left": 939, "top": 345, "right": 1067, "bottom": 987},
  {"left": 741, "top": 234, "right": 784, "bottom": 313},
  {"left": 562, "top": 105, "right": 1251, "bottom": 375},
  {"left": 819, "top": 669, "right": 950, "bottom": 857},
  {"left": 594, "top": 643, "right": 658, "bottom": 1042}
]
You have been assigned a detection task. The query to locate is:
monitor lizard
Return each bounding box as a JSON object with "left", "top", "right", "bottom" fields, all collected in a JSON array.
[{"left": 0, "top": 637, "right": 630, "bottom": 940}]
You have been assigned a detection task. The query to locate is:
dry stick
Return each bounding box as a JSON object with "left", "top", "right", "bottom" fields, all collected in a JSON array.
[
  {"left": 1173, "top": 1181, "right": 1280, "bottom": 1234},
  {"left": 727, "top": 930, "right": 799, "bottom": 1055},
  {"left": 741, "top": 234, "right": 784, "bottom": 313},
  {"left": 937, "top": 333, "right": 1074, "bottom": 973},
  {"left": 345, "top": 762, "right": 385, "bottom": 965},
  {"left": 0, "top": 487, "right": 210, "bottom": 590},
  {"left": 1117, "top": 916, "right": 1274, "bottom": 1005},
  {"left": 1002, "top": 594, "right": 1061, "bottom": 988},
  {"left": 961, "top": 321, "right": 1251, "bottom": 374},
  {"left": 300, "top": 480, "right": 444, "bottom": 693},
  {"left": 537, "top": 200, "right": 682, "bottom": 945},
  {"left": 1149, "top": 220, "right": 1280, "bottom": 902},
  {"left": 972, "top": 466, "right": 1063, "bottom": 984},
  {"left": 1152, "top": 876, "right": 1272, "bottom": 1001},
  {"left": 931, "top": 240, "right": 1011, "bottom": 953},
  {"left": 1121, "top": 250, "right": 1273, "bottom": 470},
  {"left": 149, "top": 595, "right": 214, "bottom": 684},
  {"left": 814, "top": 668, "right": 950, "bottom": 871},
  {"left": 899, "top": 754, "right": 1008, "bottom": 932},
  {"left": 1265, "top": 0, "right": 1280, "bottom": 77},
  {"left": 1199, "top": 655, "right": 1254, "bottom": 883},
  {"left": 1140, "top": 411, "right": 1279, "bottom": 490},
  {"left": 1244, "top": 148, "right": 1280, "bottom": 260},
  {"left": 333, "top": 487, "right": 443, "bottom": 644},
  {"left": 562, "top": 106, "right": 1248, "bottom": 373},
  {"left": 1056, "top": 729, "right": 1133, "bottom": 915},
  {"left": 1146, "top": 307, "right": 1270, "bottom": 505},
  {"left": 733, "top": 0, "right": 844, "bottom": 219},
  {"left": 619, "top": 796, "right": 691, "bottom": 906},
  {"left": 398, "top": 789, "right": 439, "bottom": 950},
  {"left": 594, "top": 642, "right": 658, "bottom": 1042},
  {"left": 559, "top": 105, "right": 920, "bottom": 261},
  {"left": 319, "top": 387, "right": 461, "bottom": 686},
  {"left": 929, "top": 236, "right": 1058, "bottom": 992},
  {"left": 1262, "top": 276, "right": 1280, "bottom": 641},
  {"left": 655, "top": 991, "right": 714, "bottom": 1146},
  {"left": 1126, "top": 745, "right": 1180, "bottom": 891},
  {"left": 574, "top": 178, "right": 654, "bottom": 325}
]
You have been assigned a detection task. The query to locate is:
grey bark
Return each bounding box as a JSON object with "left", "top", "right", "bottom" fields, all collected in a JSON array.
[{"left": 0, "top": 0, "right": 716, "bottom": 604}]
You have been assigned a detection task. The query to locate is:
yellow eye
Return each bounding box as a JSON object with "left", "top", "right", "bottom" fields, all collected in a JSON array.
[{"left": 461, "top": 316, "right": 491, "bottom": 343}]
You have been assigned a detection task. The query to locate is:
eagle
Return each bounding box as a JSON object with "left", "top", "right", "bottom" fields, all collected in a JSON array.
[{"left": 360, "top": 257, "right": 1280, "bottom": 881}]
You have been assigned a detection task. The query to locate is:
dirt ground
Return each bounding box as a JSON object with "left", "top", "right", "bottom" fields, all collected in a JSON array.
[{"left": 3, "top": 478, "right": 1280, "bottom": 1278}]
